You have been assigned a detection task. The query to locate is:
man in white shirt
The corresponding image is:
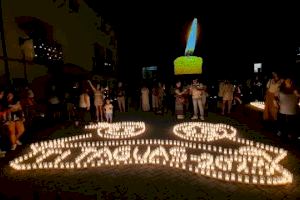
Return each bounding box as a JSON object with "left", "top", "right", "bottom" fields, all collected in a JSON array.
[{"left": 190, "top": 79, "right": 206, "bottom": 120}]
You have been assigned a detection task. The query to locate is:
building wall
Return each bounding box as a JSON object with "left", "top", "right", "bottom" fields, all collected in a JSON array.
[{"left": 0, "top": 0, "right": 117, "bottom": 83}]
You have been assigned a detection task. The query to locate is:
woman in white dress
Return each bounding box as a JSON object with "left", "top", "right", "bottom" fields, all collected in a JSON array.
[
  {"left": 141, "top": 85, "right": 150, "bottom": 111},
  {"left": 88, "top": 80, "right": 104, "bottom": 121}
]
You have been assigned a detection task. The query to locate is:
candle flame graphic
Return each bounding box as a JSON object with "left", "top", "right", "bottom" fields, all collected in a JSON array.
[{"left": 185, "top": 18, "right": 198, "bottom": 56}]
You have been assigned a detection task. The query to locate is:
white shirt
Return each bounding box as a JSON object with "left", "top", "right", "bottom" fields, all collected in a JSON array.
[{"left": 279, "top": 91, "right": 298, "bottom": 115}]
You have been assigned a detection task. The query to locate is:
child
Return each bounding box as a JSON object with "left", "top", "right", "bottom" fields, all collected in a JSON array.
[{"left": 104, "top": 98, "right": 113, "bottom": 123}]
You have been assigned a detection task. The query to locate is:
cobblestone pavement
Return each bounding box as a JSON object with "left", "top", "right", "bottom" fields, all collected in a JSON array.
[{"left": 1, "top": 106, "right": 300, "bottom": 200}]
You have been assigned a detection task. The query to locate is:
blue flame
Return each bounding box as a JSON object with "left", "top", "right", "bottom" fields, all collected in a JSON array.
[{"left": 185, "top": 18, "right": 198, "bottom": 56}]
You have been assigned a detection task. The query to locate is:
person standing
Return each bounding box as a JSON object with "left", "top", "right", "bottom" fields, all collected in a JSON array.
[
  {"left": 233, "top": 84, "right": 243, "bottom": 105},
  {"left": 218, "top": 80, "right": 225, "bottom": 110},
  {"left": 87, "top": 80, "right": 104, "bottom": 121},
  {"left": 151, "top": 83, "right": 159, "bottom": 113},
  {"left": 141, "top": 84, "right": 150, "bottom": 111},
  {"left": 263, "top": 72, "right": 283, "bottom": 121},
  {"left": 48, "top": 85, "right": 61, "bottom": 121},
  {"left": 156, "top": 82, "right": 165, "bottom": 114},
  {"left": 275, "top": 78, "right": 300, "bottom": 140},
  {"left": 218, "top": 80, "right": 225, "bottom": 99},
  {"left": 116, "top": 82, "right": 126, "bottom": 112},
  {"left": 78, "top": 88, "right": 91, "bottom": 125},
  {"left": 221, "top": 80, "right": 235, "bottom": 115},
  {"left": 174, "top": 81, "right": 187, "bottom": 119},
  {"left": 252, "top": 75, "right": 263, "bottom": 101},
  {"left": 190, "top": 79, "right": 206, "bottom": 120},
  {"left": 104, "top": 99, "right": 113, "bottom": 123}
]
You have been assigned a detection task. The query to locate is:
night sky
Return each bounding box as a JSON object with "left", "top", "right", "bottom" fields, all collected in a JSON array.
[{"left": 86, "top": 1, "right": 295, "bottom": 82}]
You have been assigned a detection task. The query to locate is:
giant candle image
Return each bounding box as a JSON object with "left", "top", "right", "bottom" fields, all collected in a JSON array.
[{"left": 174, "top": 18, "right": 203, "bottom": 75}]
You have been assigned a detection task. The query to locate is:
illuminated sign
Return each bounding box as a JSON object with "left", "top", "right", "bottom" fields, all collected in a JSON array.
[
  {"left": 254, "top": 63, "right": 262, "bottom": 73},
  {"left": 9, "top": 122, "right": 293, "bottom": 185}
]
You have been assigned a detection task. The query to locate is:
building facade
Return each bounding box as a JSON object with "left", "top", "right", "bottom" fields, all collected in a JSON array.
[{"left": 0, "top": 0, "right": 117, "bottom": 84}]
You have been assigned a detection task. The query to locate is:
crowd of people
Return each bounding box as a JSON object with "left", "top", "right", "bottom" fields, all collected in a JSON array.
[
  {"left": 0, "top": 71, "right": 299, "bottom": 157},
  {"left": 262, "top": 72, "right": 300, "bottom": 141},
  {"left": 0, "top": 79, "right": 127, "bottom": 156},
  {"left": 0, "top": 88, "right": 26, "bottom": 156}
]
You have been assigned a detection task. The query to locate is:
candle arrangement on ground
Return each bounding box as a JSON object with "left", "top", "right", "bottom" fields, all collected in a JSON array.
[
  {"left": 85, "top": 121, "right": 146, "bottom": 139},
  {"left": 250, "top": 101, "right": 265, "bottom": 110},
  {"left": 173, "top": 122, "right": 237, "bottom": 142},
  {"left": 250, "top": 101, "right": 300, "bottom": 110},
  {"left": 9, "top": 122, "right": 293, "bottom": 186}
]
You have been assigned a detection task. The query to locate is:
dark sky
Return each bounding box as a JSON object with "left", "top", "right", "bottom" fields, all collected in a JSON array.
[{"left": 86, "top": 1, "right": 295, "bottom": 80}]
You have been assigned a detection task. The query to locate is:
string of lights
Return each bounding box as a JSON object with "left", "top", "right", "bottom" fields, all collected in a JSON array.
[{"left": 33, "top": 39, "right": 63, "bottom": 64}]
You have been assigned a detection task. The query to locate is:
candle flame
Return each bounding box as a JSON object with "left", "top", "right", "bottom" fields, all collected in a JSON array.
[{"left": 185, "top": 18, "right": 198, "bottom": 56}]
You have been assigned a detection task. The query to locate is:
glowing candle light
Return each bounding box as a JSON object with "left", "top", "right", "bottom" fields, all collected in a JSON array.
[{"left": 7, "top": 121, "right": 294, "bottom": 186}]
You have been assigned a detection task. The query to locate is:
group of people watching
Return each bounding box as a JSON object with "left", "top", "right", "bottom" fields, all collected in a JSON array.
[
  {"left": 139, "top": 77, "right": 245, "bottom": 121},
  {"left": 263, "top": 72, "right": 300, "bottom": 141},
  {"left": 1, "top": 71, "right": 299, "bottom": 158},
  {"left": 173, "top": 79, "right": 207, "bottom": 120},
  {"left": 66, "top": 80, "right": 125, "bottom": 124},
  {"left": 170, "top": 72, "right": 300, "bottom": 141},
  {"left": 140, "top": 82, "right": 166, "bottom": 114},
  {"left": 0, "top": 88, "right": 26, "bottom": 156},
  {"left": 0, "top": 80, "right": 126, "bottom": 157}
]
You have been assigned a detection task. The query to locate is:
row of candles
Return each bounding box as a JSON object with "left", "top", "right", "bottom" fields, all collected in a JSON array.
[
  {"left": 28, "top": 122, "right": 283, "bottom": 153},
  {"left": 10, "top": 151, "right": 292, "bottom": 186},
  {"left": 250, "top": 101, "right": 300, "bottom": 110},
  {"left": 173, "top": 122, "right": 237, "bottom": 142},
  {"left": 17, "top": 140, "right": 287, "bottom": 173},
  {"left": 29, "top": 137, "right": 283, "bottom": 159},
  {"left": 9, "top": 160, "right": 288, "bottom": 185},
  {"left": 85, "top": 121, "right": 144, "bottom": 130},
  {"left": 10, "top": 143, "right": 293, "bottom": 185},
  {"left": 9, "top": 162, "right": 289, "bottom": 185},
  {"left": 9, "top": 121, "right": 293, "bottom": 185}
]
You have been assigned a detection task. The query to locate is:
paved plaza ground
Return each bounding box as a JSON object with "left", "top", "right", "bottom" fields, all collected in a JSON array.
[{"left": 1, "top": 106, "right": 300, "bottom": 200}]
